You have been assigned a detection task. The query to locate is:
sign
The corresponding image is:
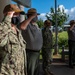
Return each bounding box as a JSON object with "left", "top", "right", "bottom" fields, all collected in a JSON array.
[{"left": 12, "top": 0, "right": 31, "bottom": 7}]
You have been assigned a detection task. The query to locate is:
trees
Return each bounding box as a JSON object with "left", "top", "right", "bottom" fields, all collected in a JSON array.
[
  {"left": 46, "top": 6, "right": 69, "bottom": 27},
  {"left": 46, "top": 6, "right": 69, "bottom": 55},
  {"left": 37, "top": 18, "right": 44, "bottom": 28}
]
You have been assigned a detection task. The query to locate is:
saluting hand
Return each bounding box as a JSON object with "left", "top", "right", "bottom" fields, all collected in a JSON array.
[
  {"left": 29, "top": 13, "right": 37, "bottom": 19},
  {"left": 7, "top": 11, "right": 15, "bottom": 18}
]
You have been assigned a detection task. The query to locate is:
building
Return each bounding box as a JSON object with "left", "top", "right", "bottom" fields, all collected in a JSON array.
[{"left": 0, "top": 0, "right": 31, "bottom": 22}]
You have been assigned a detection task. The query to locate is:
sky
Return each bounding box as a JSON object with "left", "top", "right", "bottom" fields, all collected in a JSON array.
[{"left": 12, "top": 0, "right": 75, "bottom": 22}]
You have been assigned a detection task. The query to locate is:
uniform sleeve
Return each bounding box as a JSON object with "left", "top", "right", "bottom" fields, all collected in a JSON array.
[{"left": 0, "top": 16, "right": 11, "bottom": 47}]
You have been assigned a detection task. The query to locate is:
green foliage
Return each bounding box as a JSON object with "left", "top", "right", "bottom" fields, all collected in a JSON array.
[
  {"left": 46, "top": 6, "right": 69, "bottom": 27},
  {"left": 58, "top": 31, "right": 68, "bottom": 48},
  {"left": 53, "top": 31, "right": 68, "bottom": 48},
  {"left": 37, "top": 18, "right": 44, "bottom": 28}
]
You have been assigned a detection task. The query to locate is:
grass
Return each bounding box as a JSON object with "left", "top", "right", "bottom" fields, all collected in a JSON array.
[{"left": 40, "top": 31, "right": 69, "bottom": 60}]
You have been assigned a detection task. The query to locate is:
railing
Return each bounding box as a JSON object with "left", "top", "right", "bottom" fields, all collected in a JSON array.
[{"left": 61, "top": 45, "right": 69, "bottom": 61}]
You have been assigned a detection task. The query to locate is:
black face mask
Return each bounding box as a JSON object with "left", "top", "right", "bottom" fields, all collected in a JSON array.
[{"left": 11, "top": 17, "right": 20, "bottom": 25}]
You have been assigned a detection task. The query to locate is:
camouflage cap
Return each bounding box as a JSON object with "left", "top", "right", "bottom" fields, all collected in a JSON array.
[
  {"left": 26, "top": 8, "right": 40, "bottom": 15},
  {"left": 3, "top": 4, "right": 25, "bottom": 15}
]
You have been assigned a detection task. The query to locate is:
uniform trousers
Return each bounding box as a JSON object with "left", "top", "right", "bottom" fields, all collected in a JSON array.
[
  {"left": 68, "top": 40, "right": 75, "bottom": 67},
  {"left": 42, "top": 48, "right": 52, "bottom": 71},
  {"left": 26, "top": 49, "right": 40, "bottom": 75}
]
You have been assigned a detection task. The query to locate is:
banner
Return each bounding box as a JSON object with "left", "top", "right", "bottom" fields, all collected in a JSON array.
[{"left": 12, "top": 0, "right": 31, "bottom": 7}]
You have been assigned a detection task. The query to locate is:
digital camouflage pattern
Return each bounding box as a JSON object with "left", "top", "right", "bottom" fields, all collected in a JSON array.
[
  {"left": 42, "top": 27, "right": 53, "bottom": 72},
  {"left": 42, "top": 27, "right": 53, "bottom": 48},
  {"left": 0, "top": 16, "right": 27, "bottom": 75}
]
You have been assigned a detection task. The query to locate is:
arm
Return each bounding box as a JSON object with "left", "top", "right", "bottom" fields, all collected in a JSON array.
[
  {"left": 0, "top": 16, "right": 11, "bottom": 47},
  {"left": 69, "top": 24, "right": 75, "bottom": 31},
  {"left": 20, "top": 14, "right": 37, "bottom": 30},
  {"left": 0, "top": 11, "right": 14, "bottom": 47}
]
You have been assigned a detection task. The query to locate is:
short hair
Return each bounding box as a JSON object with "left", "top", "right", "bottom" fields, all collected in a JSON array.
[{"left": 69, "top": 20, "right": 75, "bottom": 26}]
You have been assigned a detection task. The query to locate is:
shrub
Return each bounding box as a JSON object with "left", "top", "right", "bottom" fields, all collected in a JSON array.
[
  {"left": 58, "top": 31, "right": 68, "bottom": 48},
  {"left": 53, "top": 31, "right": 68, "bottom": 49}
]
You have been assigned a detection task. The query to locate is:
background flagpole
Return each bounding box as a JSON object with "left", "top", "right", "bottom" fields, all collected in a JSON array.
[{"left": 54, "top": 0, "right": 58, "bottom": 55}]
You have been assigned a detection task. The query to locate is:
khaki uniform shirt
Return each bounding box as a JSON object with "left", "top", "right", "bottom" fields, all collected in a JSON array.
[{"left": 0, "top": 16, "right": 26, "bottom": 75}]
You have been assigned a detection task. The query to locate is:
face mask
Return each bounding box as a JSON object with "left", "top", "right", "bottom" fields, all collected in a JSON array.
[
  {"left": 11, "top": 17, "right": 20, "bottom": 25},
  {"left": 31, "top": 16, "right": 38, "bottom": 22}
]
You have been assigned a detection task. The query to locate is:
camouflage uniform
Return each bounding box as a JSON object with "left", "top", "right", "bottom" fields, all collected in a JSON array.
[
  {"left": 0, "top": 16, "right": 27, "bottom": 75},
  {"left": 42, "top": 27, "right": 53, "bottom": 72}
]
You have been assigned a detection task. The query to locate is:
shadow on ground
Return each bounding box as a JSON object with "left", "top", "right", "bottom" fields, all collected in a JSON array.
[{"left": 39, "top": 59, "right": 75, "bottom": 75}]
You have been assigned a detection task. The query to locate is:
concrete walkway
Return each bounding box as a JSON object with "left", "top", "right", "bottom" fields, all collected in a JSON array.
[{"left": 39, "top": 59, "right": 75, "bottom": 75}]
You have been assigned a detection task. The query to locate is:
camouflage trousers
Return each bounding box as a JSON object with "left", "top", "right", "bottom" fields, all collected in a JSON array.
[{"left": 42, "top": 48, "right": 53, "bottom": 71}]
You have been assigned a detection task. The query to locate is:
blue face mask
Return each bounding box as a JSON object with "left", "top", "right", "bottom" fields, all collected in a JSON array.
[
  {"left": 31, "top": 16, "right": 38, "bottom": 22},
  {"left": 11, "top": 17, "right": 20, "bottom": 25}
]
